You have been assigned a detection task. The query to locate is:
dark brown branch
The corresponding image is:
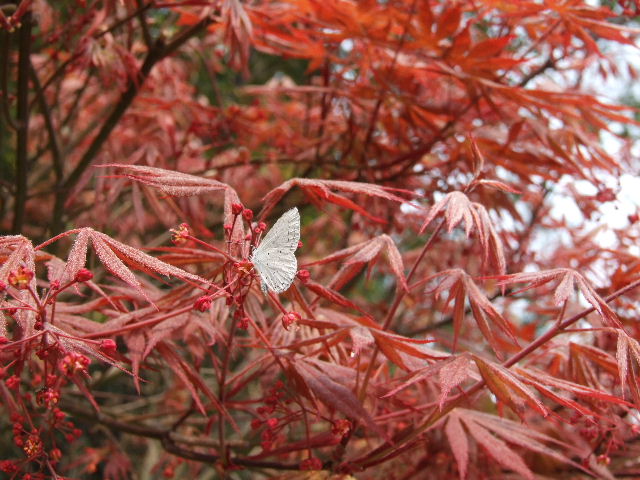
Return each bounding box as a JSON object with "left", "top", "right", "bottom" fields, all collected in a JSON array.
[
  {"left": 61, "top": 400, "right": 300, "bottom": 471},
  {"left": 0, "top": 29, "right": 18, "bottom": 130},
  {"left": 29, "top": 61, "right": 63, "bottom": 181},
  {"left": 135, "top": 0, "right": 154, "bottom": 49},
  {"left": 11, "top": 10, "right": 31, "bottom": 233}
]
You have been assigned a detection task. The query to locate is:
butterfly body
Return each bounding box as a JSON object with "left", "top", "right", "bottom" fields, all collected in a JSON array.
[{"left": 250, "top": 207, "right": 300, "bottom": 293}]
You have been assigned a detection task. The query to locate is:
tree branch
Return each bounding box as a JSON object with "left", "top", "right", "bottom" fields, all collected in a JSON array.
[
  {"left": 11, "top": 10, "right": 32, "bottom": 233},
  {"left": 29, "top": 60, "right": 63, "bottom": 181},
  {"left": 61, "top": 400, "right": 300, "bottom": 471},
  {"left": 50, "top": 14, "right": 217, "bottom": 236}
]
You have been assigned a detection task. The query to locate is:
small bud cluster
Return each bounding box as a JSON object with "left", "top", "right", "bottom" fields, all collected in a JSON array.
[
  {"left": 253, "top": 381, "right": 287, "bottom": 452},
  {"left": 60, "top": 352, "right": 90, "bottom": 377},
  {"left": 8, "top": 266, "right": 34, "bottom": 290},
  {"left": 282, "top": 311, "right": 301, "bottom": 331},
  {"left": 170, "top": 223, "right": 191, "bottom": 246},
  {"left": 193, "top": 295, "right": 212, "bottom": 312},
  {"left": 331, "top": 419, "right": 352, "bottom": 440}
]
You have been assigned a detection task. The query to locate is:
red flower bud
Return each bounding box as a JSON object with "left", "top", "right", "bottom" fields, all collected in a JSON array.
[
  {"left": 297, "top": 269, "right": 310, "bottom": 282},
  {"left": 261, "top": 440, "right": 272, "bottom": 451},
  {"left": 242, "top": 208, "right": 254, "bottom": 221},
  {"left": 281, "top": 311, "right": 301, "bottom": 331},
  {"left": 194, "top": 296, "right": 212, "bottom": 312},
  {"left": 300, "top": 457, "right": 323, "bottom": 471},
  {"left": 74, "top": 268, "right": 93, "bottom": 282},
  {"left": 170, "top": 223, "right": 190, "bottom": 246},
  {"left": 5, "top": 375, "right": 20, "bottom": 390},
  {"left": 251, "top": 419, "right": 262, "bottom": 430},
  {"left": 60, "top": 353, "right": 90, "bottom": 376},
  {"left": 332, "top": 419, "right": 352, "bottom": 438},
  {"left": 231, "top": 203, "right": 244, "bottom": 215},
  {"left": 100, "top": 339, "right": 117, "bottom": 354},
  {"left": 50, "top": 447, "right": 62, "bottom": 462},
  {"left": 297, "top": 240, "right": 303, "bottom": 249},
  {"left": 238, "top": 317, "right": 250, "bottom": 330}
]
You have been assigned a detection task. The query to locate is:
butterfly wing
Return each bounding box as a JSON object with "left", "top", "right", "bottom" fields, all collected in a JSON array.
[
  {"left": 251, "top": 207, "right": 300, "bottom": 293},
  {"left": 252, "top": 248, "right": 298, "bottom": 293},
  {"left": 257, "top": 208, "right": 300, "bottom": 251}
]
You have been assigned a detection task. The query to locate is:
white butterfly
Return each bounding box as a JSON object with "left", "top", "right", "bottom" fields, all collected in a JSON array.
[{"left": 250, "top": 207, "right": 300, "bottom": 293}]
